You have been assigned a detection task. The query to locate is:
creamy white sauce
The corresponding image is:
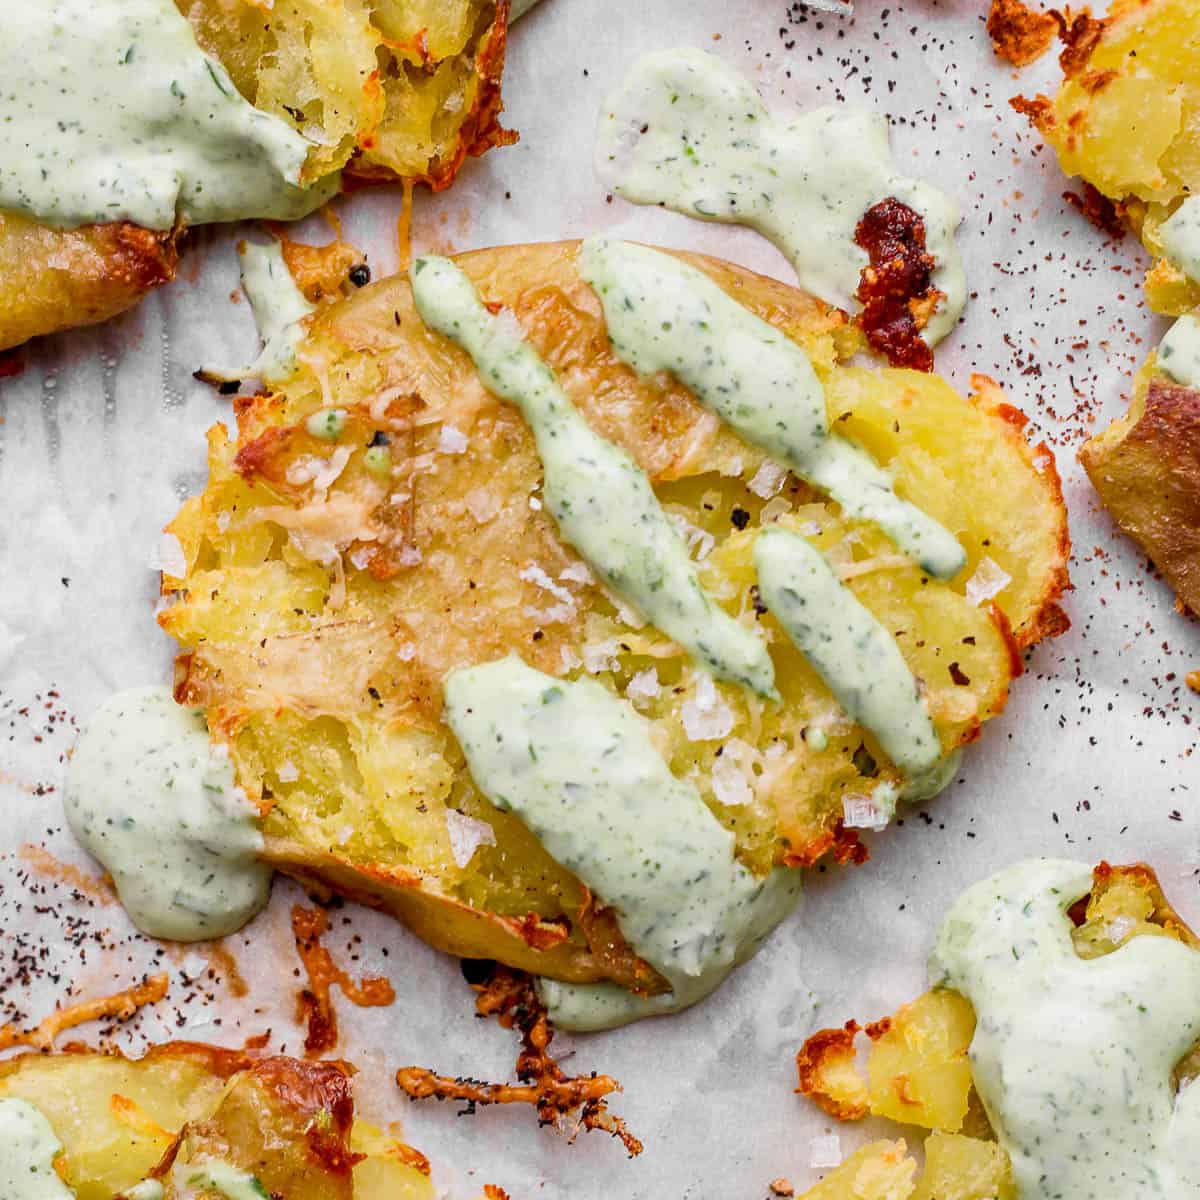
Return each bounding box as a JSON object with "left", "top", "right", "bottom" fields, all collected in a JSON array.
[
  {"left": 64, "top": 686, "right": 272, "bottom": 942},
  {"left": 755, "top": 528, "right": 943, "bottom": 791},
  {"left": 172, "top": 1162, "right": 267, "bottom": 1200},
  {"left": 410, "top": 254, "right": 777, "bottom": 697},
  {"left": 1159, "top": 196, "right": 1200, "bottom": 283},
  {"left": 0, "top": 0, "right": 337, "bottom": 230},
  {"left": 1157, "top": 314, "right": 1200, "bottom": 388},
  {"left": 203, "top": 242, "right": 316, "bottom": 388},
  {"left": 580, "top": 237, "right": 965, "bottom": 578},
  {"left": 930, "top": 858, "right": 1200, "bottom": 1200},
  {"left": 0, "top": 1100, "right": 73, "bottom": 1200},
  {"left": 595, "top": 48, "right": 965, "bottom": 345},
  {"left": 444, "top": 656, "right": 802, "bottom": 1030}
]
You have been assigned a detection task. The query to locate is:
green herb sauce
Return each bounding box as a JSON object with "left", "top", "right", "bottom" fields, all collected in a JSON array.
[
  {"left": 579, "top": 236, "right": 965, "bottom": 578},
  {"left": 64, "top": 686, "right": 272, "bottom": 942},
  {"left": 931, "top": 858, "right": 1200, "bottom": 1199},
  {"left": 444, "top": 656, "right": 801, "bottom": 1030},
  {"left": 595, "top": 48, "right": 965, "bottom": 345},
  {"left": 0, "top": 0, "right": 337, "bottom": 230},
  {"left": 0, "top": 1100, "right": 73, "bottom": 1200},
  {"left": 409, "top": 254, "right": 777, "bottom": 697},
  {"left": 755, "top": 528, "right": 943, "bottom": 791}
]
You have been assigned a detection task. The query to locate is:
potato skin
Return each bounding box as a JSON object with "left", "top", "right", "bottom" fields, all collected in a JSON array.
[
  {"left": 1080, "top": 376, "right": 1200, "bottom": 614},
  {"left": 0, "top": 211, "right": 177, "bottom": 352}
]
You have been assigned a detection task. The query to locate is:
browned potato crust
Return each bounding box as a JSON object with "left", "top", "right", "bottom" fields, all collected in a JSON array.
[
  {"left": 0, "top": 211, "right": 178, "bottom": 352},
  {"left": 1079, "top": 376, "right": 1200, "bottom": 614}
]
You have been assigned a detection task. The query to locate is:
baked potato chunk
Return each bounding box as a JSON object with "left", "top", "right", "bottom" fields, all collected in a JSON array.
[
  {"left": 794, "top": 863, "right": 1197, "bottom": 1197},
  {"left": 160, "top": 240, "right": 1069, "bottom": 990},
  {"left": 1012, "top": 0, "right": 1200, "bottom": 304},
  {"left": 793, "top": 1135, "right": 1013, "bottom": 1200},
  {"left": 0, "top": 0, "right": 511, "bottom": 352},
  {"left": 0, "top": 1043, "right": 433, "bottom": 1199},
  {"left": 1079, "top": 372, "right": 1200, "bottom": 614}
]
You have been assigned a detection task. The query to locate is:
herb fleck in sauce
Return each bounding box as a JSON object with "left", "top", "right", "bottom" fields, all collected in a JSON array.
[
  {"left": 596, "top": 48, "right": 966, "bottom": 345},
  {"left": 64, "top": 686, "right": 272, "bottom": 942},
  {"left": 444, "top": 656, "right": 801, "bottom": 1031},
  {"left": 931, "top": 859, "right": 1200, "bottom": 1200},
  {"left": 409, "top": 254, "right": 777, "bottom": 697}
]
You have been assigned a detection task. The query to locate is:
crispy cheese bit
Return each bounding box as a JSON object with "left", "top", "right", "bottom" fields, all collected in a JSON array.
[
  {"left": 0, "top": 973, "right": 168, "bottom": 1052},
  {"left": 795, "top": 1021, "right": 869, "bottom": 1120},
  {"left": 854, "top": 198, "right": 937, "bottom": 371},
  {"left": 291, "top": 905, "right": 395, "bottom": 1057},
  {"left": 396, "top": 966, "right": 642, "bottom": 1157},
  {"left": 986, "top": 0, "right": 1060, "bottom": 67}
]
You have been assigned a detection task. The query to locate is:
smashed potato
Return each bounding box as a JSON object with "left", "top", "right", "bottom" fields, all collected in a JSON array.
[
  {"left": 1080, "top": 371, "right": 1200, "bottom": 615},
  {"left": 1013, "top": 0, "right": 1200, "bottom": 212},
  {"left": 1, "top": 0, "right": 511, "bottom": 352},
  {"left": 160, "top": 240, "right": 1069, "bottom": 990},
  {"left": 794, "top": 862, "right": 1197, "bottom": 1199},
  {"left": 1010, "top": 0, "right": 1200, "bottom": 617},
  {"left": 0, "top": 1042, "right": 433, "bottom": 1199}
]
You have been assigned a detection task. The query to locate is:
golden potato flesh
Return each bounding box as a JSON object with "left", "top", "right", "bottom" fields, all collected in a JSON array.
[
  {"left": 177, "top": 0, "right": 512, "bottom": 186},
  {"left": 160, "top": 240, "right": 1069, "bottom": 989},
  {"left": 0, "top": 211, "right": 177, "bottom": 352},
  {"left": 1079, "top": 374, "right": 1200, "bottom": 615},
  {"left": 0, "top": 1, "right": 510, "bottom": 351},
  {"left": 795, "top": 862, "right": 1198, "bottom": 1197},
  {"left": 1012, "top": 0, "right": 1200, "bottom": 313},
  {"left": 1016, "top": 0, "right": 1200, "bottom": 208},
  {"left": 0, "top": 1044, "right": 433, "bottom": 1200}
]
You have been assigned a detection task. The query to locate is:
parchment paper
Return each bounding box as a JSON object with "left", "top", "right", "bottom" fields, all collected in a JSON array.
[{"left": 1, "top": 2, "right": 1197, "bottom": 1197}]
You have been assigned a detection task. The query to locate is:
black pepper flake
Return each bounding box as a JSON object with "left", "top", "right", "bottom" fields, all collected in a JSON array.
[
  {"left": 948, "top": 662, "right": 971, "bottom": 686},
  {"left": 348, "top": 263, "right": 371, "bottom": 288},
  {"left": 217, "top": 380, "right": 240, "bottom": 395},
  {"left": 731, "top": 507, "right": 751, "bottom": 530}
]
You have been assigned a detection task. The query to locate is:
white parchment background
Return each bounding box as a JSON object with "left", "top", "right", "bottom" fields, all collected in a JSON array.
[{"left": 1, "top": 1, "right": 1198, "bottom": 1196}]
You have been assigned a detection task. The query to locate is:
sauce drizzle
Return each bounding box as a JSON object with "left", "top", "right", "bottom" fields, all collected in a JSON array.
[{"left": 409, "top": 254, "right": 778, "bottom": 697}]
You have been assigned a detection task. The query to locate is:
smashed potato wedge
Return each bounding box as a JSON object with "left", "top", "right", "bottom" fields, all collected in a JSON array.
[
  {"left": 796, "top": 1135, "right": 1013, "bottom": 1200},
  {"left": 1011, "top": 0, "right": 1200, "bottom": 617},
  {"left": 160, "top": 240, "right": 1068, "bottom": 991},
  {"left": 1013, "top": 0, "right": 1200, "bottom": 212},
  {"left": 1, "top": 0, "right": 511, "bottom": 352},
  {"left": 794, "top": 862, "right": 1199, "bottom": 1199},
  {"left": 0, "top": 1042, "right": 433, "bottom": 1199},
  {"left": 1080, "top": 371, "right": 1200, "bottom": 614}
]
